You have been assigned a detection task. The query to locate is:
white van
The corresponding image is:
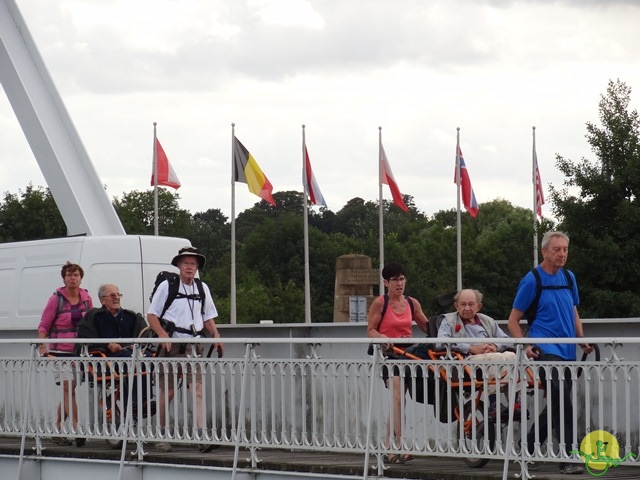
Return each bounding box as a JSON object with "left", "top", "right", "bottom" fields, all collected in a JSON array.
[{"left": 0, "top": 235, "right": 190, "bottom": 331}]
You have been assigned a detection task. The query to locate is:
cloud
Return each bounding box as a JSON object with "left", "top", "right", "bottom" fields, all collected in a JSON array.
[{"left": 1, "top": 0, "right": 640, "bottom": 222}]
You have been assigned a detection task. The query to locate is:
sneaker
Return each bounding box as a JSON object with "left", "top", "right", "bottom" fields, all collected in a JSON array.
[
  {"left": 559, "top": 463, "right": 584, "bottom": 474},
  {"left": 198, "top": 443, "right": 215, "bottom": 453},
  {"left": 155, "top": 442, "right": 173, "bottom": 452},
  {"left": 51, "top": 437, "right": 72, "bottom": 446}
]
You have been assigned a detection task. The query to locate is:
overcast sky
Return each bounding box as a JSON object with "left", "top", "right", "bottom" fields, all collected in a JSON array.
[{"left": 1, "top": 0, "right": 640, "bottom": 221}]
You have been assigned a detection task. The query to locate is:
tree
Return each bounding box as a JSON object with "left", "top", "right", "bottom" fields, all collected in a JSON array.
[
  {"left": 187, "top": 208, "right": 229, "bottom": 273},
  {"left": 550, "top": 79, "right": 640, "bottom": 317},
  {"left": 0, "top": 184, "right": 66, "bottom": 241},
  {"left": 112, "top": 188, "right": 191, "bottom": 238}
]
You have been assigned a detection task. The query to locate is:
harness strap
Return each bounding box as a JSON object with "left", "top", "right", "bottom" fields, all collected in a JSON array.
[
  {"left": 50, "top": 327, "right": 77, "bottom": 334},
  {"left": 172, "top": 325, "right": 206, "bottom": 337}
]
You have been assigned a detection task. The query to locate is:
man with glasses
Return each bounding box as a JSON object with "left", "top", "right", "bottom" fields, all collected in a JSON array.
[
  {"left": 78, "top": 284, "right": 147, "bottom": 356},
  {"left": 77, "top": 284, "right": 153, "bottom": 418},
  {"left": 437, "top": 289, "right": 521, "bottom": 421}
]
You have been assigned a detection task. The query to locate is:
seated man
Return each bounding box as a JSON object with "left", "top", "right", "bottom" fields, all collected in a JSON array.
[
  {"left": 77, "top": 284, "right": 152, "bottom": 415},
  {"left": 437, "top": 288, "right": 521, "bottom": 420}
]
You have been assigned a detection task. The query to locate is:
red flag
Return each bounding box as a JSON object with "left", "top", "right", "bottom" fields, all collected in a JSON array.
[
  {"left": 380, "top": 143, "right": 408, "bottom": 212},
  {"left": 534, "top": 149, "right": 545, "bottom": 217},
  {"left": 151, "top": 138, "right": 181, "bottom": 190},
  {"left": 304, "top": 146, "right": 327, "bottom": 207},
  {"left": 455, "top": 146, "right": 478, "bottom": 217}
]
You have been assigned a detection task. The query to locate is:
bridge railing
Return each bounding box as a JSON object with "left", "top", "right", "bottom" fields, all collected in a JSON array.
[{"left": 0, "top": 337, "right": 637, "bottom": 478}]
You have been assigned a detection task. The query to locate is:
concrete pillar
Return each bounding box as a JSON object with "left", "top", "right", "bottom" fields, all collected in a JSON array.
[{"left": 333, "top": 254, "right": 380, "bottom": 322}]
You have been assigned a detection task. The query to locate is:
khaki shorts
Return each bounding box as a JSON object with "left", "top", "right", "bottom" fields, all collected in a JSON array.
[
  {"left": 47, "top": 351, "right": 79, "bottom": 385},
  {"left": 156, "top": 343, "right": 204, "bottom": 389}
]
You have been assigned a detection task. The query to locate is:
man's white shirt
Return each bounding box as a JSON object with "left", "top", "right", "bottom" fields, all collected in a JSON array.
[{"left": 148, "top": 279, "right": 218, "bottom": 338}]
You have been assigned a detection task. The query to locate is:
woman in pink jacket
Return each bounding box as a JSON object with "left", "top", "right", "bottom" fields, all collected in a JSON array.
[{"left": 38, "top": 262, "right": 93, "bottom": 446}]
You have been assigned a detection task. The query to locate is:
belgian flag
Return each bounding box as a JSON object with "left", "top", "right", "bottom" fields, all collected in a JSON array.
[{"left": 232, "top": 136, "right": 276, "bottom": 206}]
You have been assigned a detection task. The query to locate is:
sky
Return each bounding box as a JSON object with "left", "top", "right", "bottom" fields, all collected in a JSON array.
[{"left": 1, "top": 0, "right": 640, "bottom": 222}]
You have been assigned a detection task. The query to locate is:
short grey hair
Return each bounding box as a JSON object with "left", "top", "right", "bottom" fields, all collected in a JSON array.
[
  {"left": 454, "top": 289, "right": 483, "bottom": 303},
  {"left": 97, "top": 284, "right": 117, "bottom": 299},
  {"left": 541, "top": 231, "right": 570, "bottom": 249}
]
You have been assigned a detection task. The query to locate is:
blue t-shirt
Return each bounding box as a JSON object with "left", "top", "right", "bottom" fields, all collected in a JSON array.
[{"left": 513, "top": 266, "right": 580, "bottom": 360}]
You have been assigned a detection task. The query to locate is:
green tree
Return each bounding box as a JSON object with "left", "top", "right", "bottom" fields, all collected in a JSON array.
[
  {"left": 0, "top": 184, "right": 66, "bottom": 241},
  {"left": 112, "top": 188, "right": 191, "bottom": 238},
  {"left": 550, "top": 79, "right": 640, "bottom": 317}
]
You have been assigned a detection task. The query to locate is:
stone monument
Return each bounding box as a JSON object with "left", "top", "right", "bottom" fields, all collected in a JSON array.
[{"left": 333, "top": 254, "right": 380, "bottom": 322}]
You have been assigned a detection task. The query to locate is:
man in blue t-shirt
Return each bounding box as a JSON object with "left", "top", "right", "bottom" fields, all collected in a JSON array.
[{"left": 508, "top": 231, "right": 593, "bottom": 475}]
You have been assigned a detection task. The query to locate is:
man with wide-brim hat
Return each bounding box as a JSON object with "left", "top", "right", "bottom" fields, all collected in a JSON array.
[
  {"left": 171, "top": 246, "right": 206, "bottom": 269},
  {"left": 147, "top": 245, "right": 223, "bottom": 453}
]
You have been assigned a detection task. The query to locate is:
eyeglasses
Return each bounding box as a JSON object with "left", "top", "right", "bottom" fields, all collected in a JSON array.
[
  {"left": 101, "top": 293, "right": 123, "bottom": 300},
  {"left": 457, "top": 302, "right": 477, "bottom": 308},
  {"left": 389, "top": 276, "right": 407, "bottom": 283}
]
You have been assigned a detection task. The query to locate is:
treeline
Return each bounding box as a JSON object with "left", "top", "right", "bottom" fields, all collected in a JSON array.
[{"left": 1, "top": 80, "right": 639, "bottom": 322}]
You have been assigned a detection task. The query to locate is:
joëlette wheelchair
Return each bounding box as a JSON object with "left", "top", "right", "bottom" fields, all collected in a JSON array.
[
  {"left": 383, "top": 313, "right": 539, "bottom": 469},
  {"left": 388, "top": 311, "right": 600, "bottom": 469},
  {"left": 81, "top": 339, "right": 156, "bottom": 449}
]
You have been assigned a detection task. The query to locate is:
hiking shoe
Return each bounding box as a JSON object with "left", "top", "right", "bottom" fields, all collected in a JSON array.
[
  {"left": 155, "top": 442, "right": 173, "bottom": 452},
  {"left": 559, "top": 463, "right": 584, "bottom": 474},
  {"left": 51, "top": 437, "right": 72, "bottom": 446}
]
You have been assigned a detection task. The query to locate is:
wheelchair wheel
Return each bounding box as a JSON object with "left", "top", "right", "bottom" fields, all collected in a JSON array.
[{"left": 456, "top": 400, "right": 495, "bottom": 468}]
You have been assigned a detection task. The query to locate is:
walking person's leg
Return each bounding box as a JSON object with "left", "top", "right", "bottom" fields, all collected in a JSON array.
[{"left": 155, "top": 346, "right": 176, "bottom": 452}]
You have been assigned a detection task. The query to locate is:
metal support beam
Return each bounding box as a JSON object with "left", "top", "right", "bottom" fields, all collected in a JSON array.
[{"left": 0, "top": 0, "right": 125, "bottom": 236}]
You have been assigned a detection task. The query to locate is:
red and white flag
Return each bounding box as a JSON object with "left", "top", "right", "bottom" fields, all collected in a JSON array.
[
  {"left": 455, "top": 146, "right": 478, "bottom": 218},
  {"left": 303, "top": 146, "right": 327, "bottom": 207},
  {"left": 151, "top": 138, "right": 181, "bottom": 190},
  {"left": 380, "top": 143, "right": 408, "bottom": 212},
  {"left": 534, "top": 148, "right": 545, "bottom": 217}
]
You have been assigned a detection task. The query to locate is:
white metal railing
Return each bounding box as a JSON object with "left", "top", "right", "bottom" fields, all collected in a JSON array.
[{"left": 0, "top": 337, "right": 639, "bottom": 480}]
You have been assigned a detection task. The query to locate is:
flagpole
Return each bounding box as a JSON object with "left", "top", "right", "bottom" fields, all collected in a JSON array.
[
  {"left": 455, "top": 127, "right": 462, "bottom": 291},
  {"left": 302, "top": 125, "right": 312, "bottom": 323},
  {"left": 230, "top": 123, "right": 237, "bottom": 325},
  {"left": 153, "top": 122, "right": 159, "bottom": 236},
  {"left": 532, "top": 126, "right": 539, "bottom": 267},
  {"left": 378, "top": 127, "right": 385, "bottom": 294}
]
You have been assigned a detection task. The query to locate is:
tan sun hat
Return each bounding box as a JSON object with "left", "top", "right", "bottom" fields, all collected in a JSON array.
[{"left": 171, "top": 246, "right": 206, "bottom": 269}]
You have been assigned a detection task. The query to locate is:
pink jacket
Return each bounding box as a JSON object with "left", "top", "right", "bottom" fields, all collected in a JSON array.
[{"left": 38, "top": 287, "right": 93, "bottom": 352}]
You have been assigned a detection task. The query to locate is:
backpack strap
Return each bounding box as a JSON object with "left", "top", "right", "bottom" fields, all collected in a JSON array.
[
  {"left": 159, "top": 277, "right": 207, "bottom": 319},
  {"left": 51, "top": 290, "right": 90, "bottom": 334},
  {"left": 377, "top": 294, "right": 414, "bottom": 329},
  {"left": 195, "top": 278, "right": 206, "bottom": 316},
  {"left": 525, "top": 267, "right": 573, "bottom": 326},
  {"left": 159, "top": 276, "right": 181, "bottom": 319}
]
